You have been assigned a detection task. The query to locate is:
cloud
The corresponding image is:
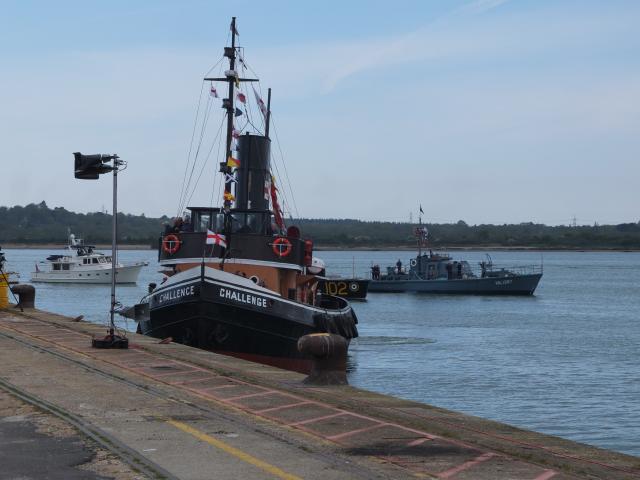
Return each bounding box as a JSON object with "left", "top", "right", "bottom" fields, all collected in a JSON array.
[{"left": 453, "top": 0, "right": 512, "bottom": 16}]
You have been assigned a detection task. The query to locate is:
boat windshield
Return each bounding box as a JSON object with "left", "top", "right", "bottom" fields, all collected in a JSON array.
[{"left": 230, "top": 212, "right": 272, "bottom": 235}]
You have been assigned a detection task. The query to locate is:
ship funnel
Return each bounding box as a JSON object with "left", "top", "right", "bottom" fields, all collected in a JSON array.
[{"left": 235, "top": 134, "right": 271, "bottom": 211}]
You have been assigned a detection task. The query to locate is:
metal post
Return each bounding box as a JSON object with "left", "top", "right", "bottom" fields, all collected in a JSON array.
[
  {"left": 265, "top": 88, "right": 272, "bottom": 138},
  {"left": 110, "top": 160, "right": 118, "bottom": 336}
]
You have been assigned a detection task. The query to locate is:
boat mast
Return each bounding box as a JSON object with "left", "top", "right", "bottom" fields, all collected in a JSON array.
[
  {"left": 417, "top": 208, "right": 423, "bottom": 257},
  {"left": 223, "top": 17, "right": 238, "bottom": 211},
  {"left": 265, "top": 88, "right": 272, "bottom": 139},
  {"left": 203, "top": 17, "right": 258, "bottom": 212}
]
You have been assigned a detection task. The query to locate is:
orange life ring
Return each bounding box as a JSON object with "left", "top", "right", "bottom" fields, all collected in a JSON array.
[
  {"left": 272, "top": 237, "right": 292, "bottom": 257},
  {"left": 162, "top": 234, "right": 182, "bottom": 254}
]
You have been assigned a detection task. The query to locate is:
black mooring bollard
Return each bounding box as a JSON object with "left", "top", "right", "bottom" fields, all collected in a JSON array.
[
  {"left": 297, "top": 333, "right": 348, "bottom": 385},
  {"left": 11, "top": 284, "right": 35, "bottom": 309}
]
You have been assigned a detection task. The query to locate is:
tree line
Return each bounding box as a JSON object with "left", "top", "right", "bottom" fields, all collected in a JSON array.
[{"left": 1, "top": 202, "right": 639, "bottom": 249}]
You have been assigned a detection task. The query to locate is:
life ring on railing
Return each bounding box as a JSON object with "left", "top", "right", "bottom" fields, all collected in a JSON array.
[
  {"left": 272, "top": 237, "right": 292, "bottom": 257},
  {"left": 162, "top": 234, "right": 182, "bottom": 254},
  {"left": 410, "top": 258, "right": 417, "bottom": 267}
]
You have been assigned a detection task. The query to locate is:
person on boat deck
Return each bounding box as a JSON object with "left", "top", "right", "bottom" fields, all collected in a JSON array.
[
  {"left": 371, "top": 264, "right": 380, "bottom": 280},
  {"left": 180, "top": 214, "right": 193, "bottom": 232},
  {"left": 396, "top": 259, "right": 402, "bottom": 274},
  {"left": 171, "top": 217, "right": 183, "bottom": 233}
]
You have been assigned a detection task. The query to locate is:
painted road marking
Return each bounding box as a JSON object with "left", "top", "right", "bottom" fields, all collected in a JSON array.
[
  {"left": 437, "top": 452, "right": 495, "bottom": 479},
  {"left": 532, "top": 470, "right": 558, "bottom": 480},
  {"left": 255, "top": 401, "right": 311, "bottom": 414},
  {"left": 166, "top": 419, "right": 303, "bottom": 480}
]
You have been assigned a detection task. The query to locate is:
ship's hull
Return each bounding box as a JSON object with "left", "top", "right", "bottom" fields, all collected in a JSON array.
[
  {"left": 139, "top": 266, "right": 358, "bottom": 373},
  {"left": 369, "top": 273, "right": 542, "bottom": 295},
  {"left": 31, "top": 263, "right": 145, "bottom": 284}
]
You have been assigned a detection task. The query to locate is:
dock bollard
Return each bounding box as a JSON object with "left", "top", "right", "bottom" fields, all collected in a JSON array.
[
  {"left": 297, "top": 333, "right": 348, "bottom": 385},
  {"left": 11, "top": 284, "right": 36, "bottom": 309}
]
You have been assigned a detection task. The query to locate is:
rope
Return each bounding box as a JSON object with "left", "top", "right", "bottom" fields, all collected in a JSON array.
[
  {"left": 185, "top": 115, "right": 226, "bottom": 207},
  {"left": 179, "top": 95, "right": 214, "bottom": 214},
  {"left": 270, "top": 116, "right": 300, "bottom": 218},
  {"left": 176, "top": 81, "right": 206, "bottom": 217}
]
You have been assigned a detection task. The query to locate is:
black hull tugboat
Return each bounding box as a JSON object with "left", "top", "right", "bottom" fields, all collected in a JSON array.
[
  {"left": 369, "top": 223, "right": 542, "bottom": 296},
  {"left": 136, "top": 18, "right": 357, "bottom": 373}
]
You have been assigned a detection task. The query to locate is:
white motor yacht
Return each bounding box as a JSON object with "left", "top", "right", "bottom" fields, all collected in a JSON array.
[{"left": 31, "top": 234, "right": 147, "bottom": 284}]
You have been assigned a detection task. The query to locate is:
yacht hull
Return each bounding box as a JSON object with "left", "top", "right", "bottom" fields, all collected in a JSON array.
[{"left": 31, "top": 263, "right": 145, "bottom": 284}]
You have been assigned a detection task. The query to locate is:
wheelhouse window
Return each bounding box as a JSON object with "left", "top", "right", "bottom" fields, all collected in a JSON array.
[
  {"left": 62, "top": 264, "right": 70, "bottom": 270},
  {"left": 53, "top": 263, "right": 61, "bottom": 271},
  {"left": 189, "top": 208, "right": 223, "bottom": 233},
  {"left": 230, "top": 212, "right": 271, "bottom": 234},
  {"left": 92, "top": 258, "right": 99, "bottom": 264}
]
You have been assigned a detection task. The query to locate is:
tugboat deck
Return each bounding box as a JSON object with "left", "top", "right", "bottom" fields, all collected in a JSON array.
[{"left": 1, "top": 307, "right": 637, "bottom": 480}]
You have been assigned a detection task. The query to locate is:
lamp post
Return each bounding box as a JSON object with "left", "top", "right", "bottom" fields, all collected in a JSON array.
[{"left": 73, "top": 152, "right": 128, "bottom": 349}]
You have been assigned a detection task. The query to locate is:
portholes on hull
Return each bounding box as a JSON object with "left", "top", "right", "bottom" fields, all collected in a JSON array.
[
  {"left": 209, "top": 324, "right": 230, "bottom": 346},
  {"left": 179, "top": 327, "right": 196, "bottom": 347}
]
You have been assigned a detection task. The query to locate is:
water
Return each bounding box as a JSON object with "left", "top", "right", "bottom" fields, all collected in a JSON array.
[{"left": 4, "top": 248, "right": 640, "bottom": 456}]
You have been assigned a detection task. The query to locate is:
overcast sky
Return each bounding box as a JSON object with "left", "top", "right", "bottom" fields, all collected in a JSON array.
[{"left": 1, "top": 0, "right": 639, "bottom": 225}]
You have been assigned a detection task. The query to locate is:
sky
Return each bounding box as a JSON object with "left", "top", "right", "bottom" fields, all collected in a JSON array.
[{"left": 1, "top": 0, "right": 639, "bottom": 225}]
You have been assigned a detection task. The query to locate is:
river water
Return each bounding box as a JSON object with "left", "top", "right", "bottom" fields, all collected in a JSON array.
[{"left": 3, "top": 248, "right": 639, "bottom": 456}]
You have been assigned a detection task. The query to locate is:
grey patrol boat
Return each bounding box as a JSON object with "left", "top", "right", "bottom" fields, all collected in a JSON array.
[{"left": 369, "top": 225, "right": 542, "bottom": 295}]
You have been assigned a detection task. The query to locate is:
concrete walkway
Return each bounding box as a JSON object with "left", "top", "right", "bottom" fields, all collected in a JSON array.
[{"left": 1, "top": 308, "right": 638, "bottom": 480}]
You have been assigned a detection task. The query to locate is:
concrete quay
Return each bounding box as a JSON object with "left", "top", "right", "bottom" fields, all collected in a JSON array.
[{"left": 0, "top": 308, "right": 638, "bottom": 480}]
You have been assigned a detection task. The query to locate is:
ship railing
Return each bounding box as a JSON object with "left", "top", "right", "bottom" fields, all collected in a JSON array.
[{"left": 478, "top": 264, "right": 543, "bottom": 276}]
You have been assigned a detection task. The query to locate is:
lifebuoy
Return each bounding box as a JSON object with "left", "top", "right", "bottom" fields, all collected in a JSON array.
[
  {"left": 410, "top": 258, "right": 417, "bottom": 267},
  {"left": 162, "top": 234, "right": 181, "bottom": 254},
  {"left": 272, "top": 237, "right": 292, "bottom": 257},
  {"left": 349, "top": 282, "right": 359, "bottom": 292}
]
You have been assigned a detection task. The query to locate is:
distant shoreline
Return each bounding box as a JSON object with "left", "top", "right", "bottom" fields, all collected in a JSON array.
[
  {"left": 2, "top": 243, "right": 638, "bottom": 252},
  {"left": 2, "top": 243, "right": 153, "bottom": 250}
]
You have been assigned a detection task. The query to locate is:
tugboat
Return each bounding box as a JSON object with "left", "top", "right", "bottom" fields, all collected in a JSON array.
[
  {"left": 31, "top": 233, "right": 147, "bottom": 284},
  {"left": 135, "top": 18, "right": 358, "bottom": 373},
  {"left": 369, "top": 224, "right": 542, "bottom": 295}
]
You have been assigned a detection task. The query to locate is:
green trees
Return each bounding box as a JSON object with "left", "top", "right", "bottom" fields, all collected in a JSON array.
[{"left": 0, "top": 203, "right": 638, "bottom": 249}]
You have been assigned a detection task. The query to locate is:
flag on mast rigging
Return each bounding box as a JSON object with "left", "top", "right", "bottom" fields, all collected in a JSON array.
[
  {"left": 252, "top": 87, "right": 268, "bottom": 120},
  {"left": 227, "top": 156, "right": 240, "bottom": 168},
  {"left": 210, "top": 84, "right": 219, "bottom": 98},
  {"left": 270, "top": 174, "right": 285, "bottom": 230}
]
